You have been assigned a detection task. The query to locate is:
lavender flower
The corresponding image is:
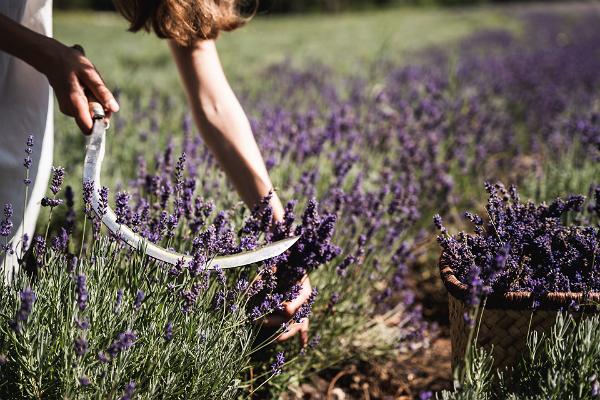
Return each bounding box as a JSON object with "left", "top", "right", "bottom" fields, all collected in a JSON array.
[
  {"left": 41, "top": 197, "right": 63, "bottom": 208},
  {"left": 115, "top": 288, "right": 124, "bottom": 314},
  {"left": 120, "top": 381, "right": 136, "bottom": 400},
  {"left": 419, "top": 391, "right": 433, "bottom": 400},
  {"left": 68, "top": 255, "right": 78, "bottom": 273},
  {"left": 180, "top": 284, "right": 202, "bottom": 314},
  {"left": 308, "top": 333, "right": 321, "bottom": 349},
  {"left": 97, "top": 351, "right": 110, "bottom": 364},
  {"left": 107, "top": 330, "right": 137, "bottom": 357},
  {"left": 83, "top": 179, "right": 94, "bottom": 217},
  {"left": 32, "top": 235, "right": 45, "bottom": 265},
  {"left": 74, "top": 336, "right": 88, "bottom": 357},
  {"left": 98, "top": 186, "right": 109, "bottom": 217},
  {"left": 78, "top": 376, "right": 91, "bottom": 387},
  {"left": 50, "top": 166, "right": 65, "bottom": 195},
  {"left": 75, "top": 274, "right": 88, "bottom": 311},
  {"left": 23, "top": 135, "right": 33, "bottom": 177},
  {"left": 294, "top": 288, "right": 318, "bottom": 323},
  {"left": 12, "top": 288, "right": 36, "bottom": 331},
  {"left": 115, "top": 191, "right": 131, "bottom": 225},
  {"left": 52, "top": 228, "right": 69, "bottom": 253},
  {"left": 164, "top": 321, "right": 173, "bottom": 341},
  {"left": 0, "top": 204, "right": 13, "bottom": 238},
  {"left": 436, "top": 183, "right": 600, "bottom": 306},
  {"left": 271, "top": 352, "right": 285, "bottom": 376},
  {"left": 75, "top": 317, "right": 90, "bottom": 330},
  {"left": 134, "top": 290, "right": 145, "bottom": 311}
]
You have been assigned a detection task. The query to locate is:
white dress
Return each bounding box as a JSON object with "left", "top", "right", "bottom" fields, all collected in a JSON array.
[{"left": 0, "top": 0, "right": 54, "bottom": 280}]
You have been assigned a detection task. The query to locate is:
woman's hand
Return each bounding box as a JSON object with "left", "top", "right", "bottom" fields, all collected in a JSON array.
[
  {"left": 0, "top": 13, "right": 119, "bottom": 134},
  {"left": 262, "top": 275, "right": 312, "bottom": 347},
  {"left": 40, "top": 41, "right": 119, "bottom": 134}
]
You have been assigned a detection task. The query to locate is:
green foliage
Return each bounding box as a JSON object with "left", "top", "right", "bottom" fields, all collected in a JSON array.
[
  {"left": 0, "top": 238, "right": 256, "bottom": 398},
  {"left": 440, "top": 313, "right": 600, "bottom": 400}
]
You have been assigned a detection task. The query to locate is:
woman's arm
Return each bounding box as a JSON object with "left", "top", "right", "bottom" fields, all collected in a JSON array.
[
  {"left": 169, "top": 39, "right": 310, "bottom": 345},
  {"left": 168, "top": 39, "right": 284, "bottom": 219},
  {"left": 0, "top": 13, "right": 118, "bottom": 133}
]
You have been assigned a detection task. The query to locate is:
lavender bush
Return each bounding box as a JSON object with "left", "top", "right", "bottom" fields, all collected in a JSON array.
[{"left": 5, "top": 5, "right": 600, "bottom": 397}]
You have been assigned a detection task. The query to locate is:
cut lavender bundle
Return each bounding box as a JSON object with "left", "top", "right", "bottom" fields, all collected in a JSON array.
[{"left": 436, "top": 182, "right": 600, "bottom": 307}]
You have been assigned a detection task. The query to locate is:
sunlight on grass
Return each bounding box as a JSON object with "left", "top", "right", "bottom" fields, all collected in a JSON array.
[{"left": 54, "top": 6, "right": 516, "bottom": 92}]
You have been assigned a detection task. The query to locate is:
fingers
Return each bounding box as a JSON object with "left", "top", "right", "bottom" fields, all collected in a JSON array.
[
  {"left": 259, "top": 312, "right": 309, "bottom": 346},
  {"left": 298, "top": 318, "right": 309, "bottom": 347},
  {"left": 282, "top": 277, "right": 312, "bottom": 317},
  {"left": 260, "top": 313, "right": 288, "bottom": 328},
  {"left": 276, "top": 318, "right": 309, "bottom": 345},
  {"left": 80, "top": 66, "right": 119, "bottom": 113},
  {"left": 59, "top": 77, "right": 93, "bottom": 134},
  {"left": 72, "top": 92, "right": 93, "bottom": 134}
]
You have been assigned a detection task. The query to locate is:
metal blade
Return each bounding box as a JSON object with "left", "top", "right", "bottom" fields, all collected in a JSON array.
[{"left": 83, "top": 112, "right": 299, "bottom": 269}]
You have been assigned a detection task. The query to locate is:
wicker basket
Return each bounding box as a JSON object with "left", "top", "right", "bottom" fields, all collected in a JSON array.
[{"left": 440, "top": 255, "right": 600, "bottom": 369}]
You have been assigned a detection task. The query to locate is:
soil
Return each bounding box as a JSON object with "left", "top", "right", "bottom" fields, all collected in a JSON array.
[{"left": 286, "top": 267, "right": 455, "bottom": 399}]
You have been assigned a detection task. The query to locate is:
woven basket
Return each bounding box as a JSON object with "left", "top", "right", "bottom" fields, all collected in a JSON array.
[{"left": 440, "top": 254, "right": 600, "bottom": 369}]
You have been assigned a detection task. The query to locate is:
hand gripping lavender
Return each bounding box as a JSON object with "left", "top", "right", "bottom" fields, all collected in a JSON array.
[{"left": 82, "top": 103, "right": 299, "bottom": 269}]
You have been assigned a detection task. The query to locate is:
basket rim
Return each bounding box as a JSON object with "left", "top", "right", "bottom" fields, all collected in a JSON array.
[{"left": 439, "top": 252, "right": 600, "bottom": 310}]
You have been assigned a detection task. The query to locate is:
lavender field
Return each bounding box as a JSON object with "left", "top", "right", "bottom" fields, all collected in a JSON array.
[{"left": 1, "top": 3, "right": 600, "bottom": 399}]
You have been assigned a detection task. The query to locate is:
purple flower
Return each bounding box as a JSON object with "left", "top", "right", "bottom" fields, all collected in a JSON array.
[
  {"left": 97, "top": 351, "right": 110, "bottom": 364},
  {"left": 75, "top": 274, "right": 88, "bottom": 311},
  {"left": 120, "top": 381, "right": 136, "bottom": 400},
  {"left": 134, "top": 290, "right": 145, "bottom": 311},
  {"left": 74, "top": 336, "right": 88, "bottom": 357},
  {"left": 98, "top": 186, "right": 109, "bottom": 217},
  {"left": 115, "top": 288, "right": 124, "bottom": 314},
  {"left": 12, "top": 288, "right": 36, "bottom": 331},
  {"left": 437, "top": 183, "right": 600, "bottom": 304},
  {"left": 68, "top": 255, "right": 78, "bottom": 273},
  {"left": 50, "top": 166, "right": 65, "bottom": 195},
  {"left": 78, "top": 375, "right": 91, "bottom": 387},
  {"left": 419, "top": 391, "right": 433, "bottom": 400},
  {"left": 52, "top": 228, "right": 69, "bottom": 252},
  {"left": 23, "top": 135, "right": 33, "bottom": 173},
  {"left": 107, "top": 330, "right": 137, "bottom": 357},
  {"left": 115, "top": 191, "right": 131, "bottom": 225},
  {"left": 0, "top": 204, "right": 13, "bottom": 237},
  {"left": 180, "top": 284, "right": 202, "bottom": 314},
  {"left": 83, "top": 180, "right": 94, "bottom": 217},
  {"left": 164, "top": 321, "right": 173, "bottom": 341},
  {"left": 75, "top": 317, "right": 90, "bottom": 330},
  {"left": 41, "top": 197, "right": 63, "bottom": 208},
  {"left": 33, "top": 235, "right": 45, "bottom": 265},
  {"left": 294, "top": 288, "right": 318, "bottom": 323},
  {"left": 271, "top": 351, "right": 285, "bottom": 376}
]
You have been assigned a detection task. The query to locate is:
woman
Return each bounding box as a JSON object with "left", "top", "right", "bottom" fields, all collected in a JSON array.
[{"left": 0, "top": 0, "right": 310, "bottom": 345}]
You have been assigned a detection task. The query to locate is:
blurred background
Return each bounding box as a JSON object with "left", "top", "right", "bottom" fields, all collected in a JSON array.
[{"left": 54, "top": 0, "right": 542, "bottom": 12}]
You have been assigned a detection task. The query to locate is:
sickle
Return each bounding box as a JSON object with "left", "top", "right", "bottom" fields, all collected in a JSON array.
[{"left": 82, "top": 103, "right": 299, "bottom": 269}]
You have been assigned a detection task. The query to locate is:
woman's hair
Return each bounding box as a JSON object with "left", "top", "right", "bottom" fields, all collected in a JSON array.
[{"left": 113, "top": 0, "right": 255, "bottom": 45}]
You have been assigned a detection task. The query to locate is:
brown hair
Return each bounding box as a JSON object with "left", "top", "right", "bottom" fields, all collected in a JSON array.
[{"left": 113, "top": 0, "right": 255, "bottom": 45}]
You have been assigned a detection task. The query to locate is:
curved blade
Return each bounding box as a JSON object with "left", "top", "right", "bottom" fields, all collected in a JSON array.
[{"left": 83, "top": 117, "right": 299, "bottom": 269}]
